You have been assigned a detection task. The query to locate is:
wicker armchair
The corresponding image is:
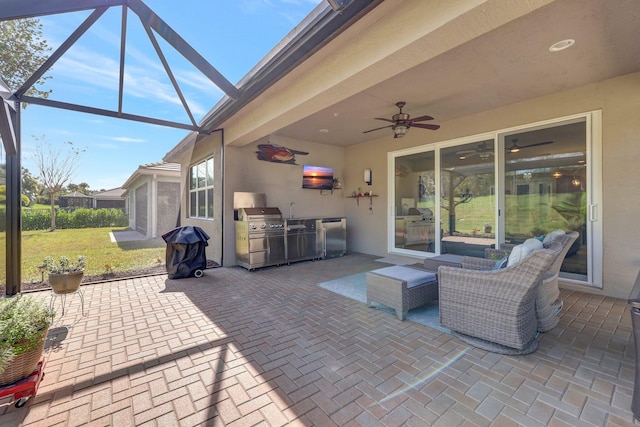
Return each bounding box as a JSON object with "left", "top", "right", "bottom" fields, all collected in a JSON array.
[
  {"left": 438, "top": 240, "right": 563, "bottom": 355},
  {"left": 466, "top": 231, "right": 579, "bottom": 332},
  {"left": 539, "top": 231, "right": 579, "bottom": 307}
]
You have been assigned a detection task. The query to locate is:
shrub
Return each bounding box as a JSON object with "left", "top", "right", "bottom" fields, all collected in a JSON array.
[
  {"left": 0, "top": 294, "right": 55, "bottom": 374},
  {"left": 19, "top": 208, "right": 128, "bottom": 231}
]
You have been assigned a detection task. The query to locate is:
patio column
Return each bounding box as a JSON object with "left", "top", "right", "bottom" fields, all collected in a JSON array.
[{"left": 5, "top": 100, "right": 21, "bottom": 295}]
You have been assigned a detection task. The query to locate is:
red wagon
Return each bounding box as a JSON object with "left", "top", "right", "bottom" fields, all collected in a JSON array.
[{"left": 0, "top": 358, "right": 45, "bottom": 408}]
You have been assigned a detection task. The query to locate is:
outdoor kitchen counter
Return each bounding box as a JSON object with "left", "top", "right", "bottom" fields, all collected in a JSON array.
[{"left": 284, "top": 217, "right": 346, "bottom": 259}]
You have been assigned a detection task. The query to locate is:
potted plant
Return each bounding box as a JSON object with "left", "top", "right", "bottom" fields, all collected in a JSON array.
[
  {"left": 0, "top": 294, "right": 55, "bottom": 386},
  {"left": 42, "top": 255, "right": 86, "bottom": 294}
]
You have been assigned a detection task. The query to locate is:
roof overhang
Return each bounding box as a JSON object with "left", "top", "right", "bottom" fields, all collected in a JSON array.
[{"left": 203, "top": 0, "right": 640, "bottom": 148}]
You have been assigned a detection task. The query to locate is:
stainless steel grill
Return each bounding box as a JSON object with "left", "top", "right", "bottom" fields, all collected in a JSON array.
[{"left": 235, "top": 207, "right": 285, "bottom": 270}]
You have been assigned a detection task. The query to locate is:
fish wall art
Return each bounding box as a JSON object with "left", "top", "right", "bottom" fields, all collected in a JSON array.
[{"left": 256, "top": 144, "right": 308, "bottom": 164}]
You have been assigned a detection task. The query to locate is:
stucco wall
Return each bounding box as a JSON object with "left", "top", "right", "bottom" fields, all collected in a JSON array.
[
  {"left": 177, "top": 73, "right": 639, "bottom": 297},
  {"left": 223, "top": 135, "right": 346, "bottom": 266},
  {"left": 176, "top": 131, "right": 224, "bottom": 266},
  {"left": 344, "top": 72, "right": 640, "bottom": 299}
]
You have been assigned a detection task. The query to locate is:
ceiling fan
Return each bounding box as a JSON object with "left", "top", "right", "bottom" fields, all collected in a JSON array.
[
  {"left": 457, "top": 139, "right": 554, "bottom": 159},
  {"left": 506, "top": 138, "right": 553, "bottom": 153},
  {"left": 363, "top": 101, "right": 440, "bottom": 138},
  {"left": 456, "top": 141, "right": 493, "bottom": 159}
]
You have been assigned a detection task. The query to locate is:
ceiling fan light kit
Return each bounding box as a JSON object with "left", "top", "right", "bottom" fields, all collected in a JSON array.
[
  {"left": 363, "top": 101, "right": 440, "bottom": 138},
  {"left": 393, "top": 124, "right": 408, "bottom": 138}
]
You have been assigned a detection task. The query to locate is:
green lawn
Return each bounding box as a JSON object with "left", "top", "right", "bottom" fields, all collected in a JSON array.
[
  {"left": 435, "top": 193, "right": 581, "bottom": 236},
  {"left": 4, "top": 227, "right": 166, "bottom": 284},
  {"left": 24, "top": 203, "right": 50, "bottom": 211}
]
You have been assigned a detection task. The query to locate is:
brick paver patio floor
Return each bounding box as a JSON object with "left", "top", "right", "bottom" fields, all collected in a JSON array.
[{"left": 1, "top": 253, "right": 637, "bottom": 426}]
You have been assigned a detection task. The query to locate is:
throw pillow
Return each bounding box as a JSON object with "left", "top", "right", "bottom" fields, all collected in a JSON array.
[
  {"left": 507, "top": 238, "right": 544, "bottom": 267},
  {"left": 492, "top": 255, "right": 509, "bottom": 270},
  {"left": 543, "top": 229, "right": 566, "bottom": 243}
]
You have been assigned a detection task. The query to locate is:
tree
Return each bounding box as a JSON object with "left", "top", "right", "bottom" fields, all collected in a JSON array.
[
  {"left": 31, "top": 136, "right": 85, "bottom": 230},
  {"left": 441, "top": 171, "right": 475, "bottom": 234},
  {"left": 0, "top": 18, "right": 52, "bottom": 101},
  {"left": 66, "top": 182, "right": 91, "bottom": 195},
  {"left": 22, "top": 168, "right": 41, "bottom": 205}
]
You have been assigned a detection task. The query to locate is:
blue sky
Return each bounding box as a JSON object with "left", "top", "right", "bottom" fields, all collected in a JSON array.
[{"left": 20, "top": 0, "right": 322, "bottom": 191}]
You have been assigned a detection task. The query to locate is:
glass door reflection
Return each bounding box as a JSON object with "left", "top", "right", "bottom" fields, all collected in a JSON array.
[
  {"left": 503, "top": 121, "right": 587, "bottom": 280},
  {"left": 394, "top": 152, "right": 435, "bottom": 253},
  {"left": 439, "top": 140, "right": 495, "bottom": 257}
]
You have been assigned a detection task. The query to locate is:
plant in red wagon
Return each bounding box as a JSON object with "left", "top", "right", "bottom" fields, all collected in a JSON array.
[{"left": 0, "top": 295, "right": 55, "bottom": 386}]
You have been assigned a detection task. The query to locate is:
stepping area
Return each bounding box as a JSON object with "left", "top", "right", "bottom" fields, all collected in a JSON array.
[{"left": 1, "top": 253, "right": 636, "bottom": 426}]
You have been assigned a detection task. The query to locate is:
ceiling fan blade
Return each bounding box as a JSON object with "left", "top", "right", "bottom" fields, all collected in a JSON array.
[
  {"left": 456, "top": 149, "right": 477, "bottom": 154},
  {"left": 411, "top": 123, "right": 440, "bottom": 130},
  {"left": 459, "top": 152, "right": 480, "bottom": 158},
  {"left": 520, "top": 140, "right": 553, "bottom": 149},
  {"left": 410, "top": 115, "right": 435, "bottom": 122},
  {"left": 374, "top": 117, "right": 394, "bottom": 123},
  {"left": 363, "top": 125, "right": 393, "bottom": 133}
]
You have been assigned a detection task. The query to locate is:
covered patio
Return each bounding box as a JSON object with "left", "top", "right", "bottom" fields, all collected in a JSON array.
[
  {"left": 2, "top": 0, "right": 640, "bottom": 424},
  {"left": 1, "top": 256, "right": 635, "bottom": 426}
]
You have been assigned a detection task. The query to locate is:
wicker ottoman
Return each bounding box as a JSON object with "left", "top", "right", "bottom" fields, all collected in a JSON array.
[
  {"left": 423, "top": 254, "right": 463, "bottom": 271},
  {"left": 366, "top": 266, "right": 438, "bottom": 321}
]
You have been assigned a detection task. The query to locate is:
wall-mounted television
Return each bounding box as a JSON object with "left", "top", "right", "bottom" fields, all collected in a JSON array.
[{"left": 302, "top": 164, "right": 334, "bottom": 190}]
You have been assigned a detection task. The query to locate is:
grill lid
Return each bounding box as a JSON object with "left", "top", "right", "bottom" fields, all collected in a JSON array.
[{"left": 238, "top": 207, "right": 282, "bottom": 219}]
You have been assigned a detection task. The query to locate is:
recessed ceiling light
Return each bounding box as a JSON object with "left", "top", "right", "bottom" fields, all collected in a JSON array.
[
  {"left": 319, "top": 128, "right": 329, "bottom": 133},
  {"left": 549, "top": 39, "right": 575, "bottom": 52}
]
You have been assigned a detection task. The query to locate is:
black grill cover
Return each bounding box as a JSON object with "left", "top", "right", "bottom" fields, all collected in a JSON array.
[{"left": 162, "top": 226, "right": 210, "bottom": 279}]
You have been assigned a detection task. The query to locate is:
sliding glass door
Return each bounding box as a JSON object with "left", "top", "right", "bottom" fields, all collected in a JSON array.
[
  {"left": 389, "top": 112, "right": 601, "bottom": 286},
  {"left": 439, "top": 140, "right": 496, "bottom": 257},
  {"left": 501, "top": 120, "right": 588, "bottom": 281},
  {"left": 393, "top": 151, "right": 435, "bottom": 254}
]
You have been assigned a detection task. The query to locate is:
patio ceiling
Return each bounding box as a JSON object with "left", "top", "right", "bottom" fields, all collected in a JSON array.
[{"left": 266, "top": 0, "right": 640, "bottom": 147}]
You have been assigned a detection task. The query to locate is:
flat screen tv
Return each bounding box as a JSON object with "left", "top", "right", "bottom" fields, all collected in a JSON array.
[{"left": 302, "top": 164, "right": 334, "bottom": 190}]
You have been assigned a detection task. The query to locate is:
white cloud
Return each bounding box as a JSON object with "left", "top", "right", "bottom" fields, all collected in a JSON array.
[
  {"left": 51, "top": 42, "right": 220, "bottom": 118},
  {"left": 110, "top": 136, "right": 147, "bottom": 143}
]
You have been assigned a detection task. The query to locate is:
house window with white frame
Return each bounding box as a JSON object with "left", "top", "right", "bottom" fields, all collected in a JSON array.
[{"left": 189, "top": 157, "right": 214, "bottom": 219}]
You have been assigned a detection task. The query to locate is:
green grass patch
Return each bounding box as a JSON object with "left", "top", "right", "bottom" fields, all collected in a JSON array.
[
  {"left": 435, "top": 193, "right": 583, "bottom": 236},
  {"left": 16, "top": 227, "right": 165, "bottom": 283},
  {"left": 24, "top": 203, "right": 50, "bottom": 211}
]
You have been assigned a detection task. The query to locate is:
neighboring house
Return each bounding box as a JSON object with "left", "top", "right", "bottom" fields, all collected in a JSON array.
[
  {"left": 58, "top": 191, "right": 93, "bottom": 209},
  {"left": 163, "top": 1, "right": 640, "bottom": 301},
  {"left": 121, "top": 162, "right": 181, "bottom": 239},
  {"left": 59, "top": 189, "right": 126, "bottom": 210},
  {"left": 92, "top": 188, "right": 126, "bottom": 210}
]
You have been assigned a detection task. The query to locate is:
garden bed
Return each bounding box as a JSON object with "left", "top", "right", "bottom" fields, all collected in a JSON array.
[{"left": 4, "top": 259, "right": 220, "bottom": 294}]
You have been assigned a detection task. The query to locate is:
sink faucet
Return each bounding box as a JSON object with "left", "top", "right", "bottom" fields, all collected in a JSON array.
[{"left": 289, "top": 202, "right": 295, "bottom": 219}]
